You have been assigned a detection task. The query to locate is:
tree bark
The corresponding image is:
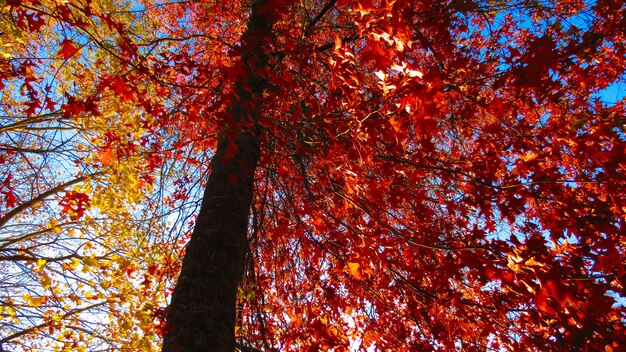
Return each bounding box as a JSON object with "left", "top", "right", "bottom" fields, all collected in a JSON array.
[{"left": 162, "top": 2, "right": 273, "bottom": 351}]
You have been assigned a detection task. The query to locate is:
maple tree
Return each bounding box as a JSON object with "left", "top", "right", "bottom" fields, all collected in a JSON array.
[{"left": 1, "top": 0, "right": 625, "bottom": 351}]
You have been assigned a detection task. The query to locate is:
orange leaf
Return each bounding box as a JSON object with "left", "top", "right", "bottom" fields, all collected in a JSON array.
[
  {"left": 98, "top": 147, "right": 115, "bottom": 165},
  {"left": 347, "top": 262, "right": 363, "bottom": 280}
]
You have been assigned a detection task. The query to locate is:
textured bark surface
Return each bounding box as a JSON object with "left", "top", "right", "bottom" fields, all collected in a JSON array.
[{"left": 162, "top": 2, "right": 272, "bottom": 351}]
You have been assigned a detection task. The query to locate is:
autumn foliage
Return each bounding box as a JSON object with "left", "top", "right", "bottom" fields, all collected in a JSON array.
[{"left": 1, "top": 0, "right": 625, "bottom": 351}]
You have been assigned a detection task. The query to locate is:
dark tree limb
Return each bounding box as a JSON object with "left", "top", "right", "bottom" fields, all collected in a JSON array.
[{"left": 162, "top": 1, "right": 274, "bottom": 351}]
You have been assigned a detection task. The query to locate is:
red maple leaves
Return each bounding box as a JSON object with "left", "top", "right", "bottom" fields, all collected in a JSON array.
[
  {"left": 1, "top": 173, "right": 17, "bottom": 209},
  {"left": 59, "top": 191, "right": 90, "bottom": 220},
  {"left": 3, "top": 0, "right": 625, "bottom": 350},
  {"left": 57, "top": 39, "right": 79, "bottom": 60}
]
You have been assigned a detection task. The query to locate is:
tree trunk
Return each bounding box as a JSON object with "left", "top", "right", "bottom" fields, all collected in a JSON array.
[{"left": 162, "top": 2, "right": 272, "bottom": 351}]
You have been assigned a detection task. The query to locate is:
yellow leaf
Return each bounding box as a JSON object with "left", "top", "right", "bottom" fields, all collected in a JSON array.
[
  {"left": 22, "top": 293, "right": 32, "bottom": 303},
  {"left": 82, "top": 255, "right": 97, "bottom": 267},
  {"left": 47, "top": 219, "right": 58, "bottom": 229},
  {"left": 48, "top": 219, "right": 62, "bottom": 234},
  {"left": 69, "top": 258, "right": 81, "bottom": 270},
  {"left": 36, "top": 258, "right": 47, "bottom": 271},
  {"left": 23, "top": 293, "right": 47, "bottom": 307},
  {"left": 40, "top": 273, "right": 51, "bottom": 289}
]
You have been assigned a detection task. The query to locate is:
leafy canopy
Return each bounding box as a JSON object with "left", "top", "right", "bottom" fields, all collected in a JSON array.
[{"left": 1, "top": 0, "right": 625, "bottom": 351}]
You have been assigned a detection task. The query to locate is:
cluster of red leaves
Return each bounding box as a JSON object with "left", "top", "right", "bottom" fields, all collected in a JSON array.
[
  {"left": 2, "top": 0, "right": 94, "bottom": 114},
  {"left": 4, "top": 0, "right": 46, "bottom": 32},
  {"left": 227, "top": 0, "right": 626, "bottom": 350},
  {"left": 148, "top": 306, "right": 170, "bottom": 338},
  {"left": 0, "top": 173, "right": 18, "bottom": 209},
  {"left": 60, "top": 94, "right": 100, "bottom": 119},
  {"left": 59, "top": 191, "right": 90, "bottom": 220}
]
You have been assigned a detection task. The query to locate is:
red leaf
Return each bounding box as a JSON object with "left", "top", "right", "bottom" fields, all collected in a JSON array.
[
  {"left": 110, "top": 76, "right": 136, "bottom": 101},
  {"left": 58, "top": 39, "right": 79, "bottom": 60},
  {"left": 61, "top": 95, "right": 86, "bottom": 118}
]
